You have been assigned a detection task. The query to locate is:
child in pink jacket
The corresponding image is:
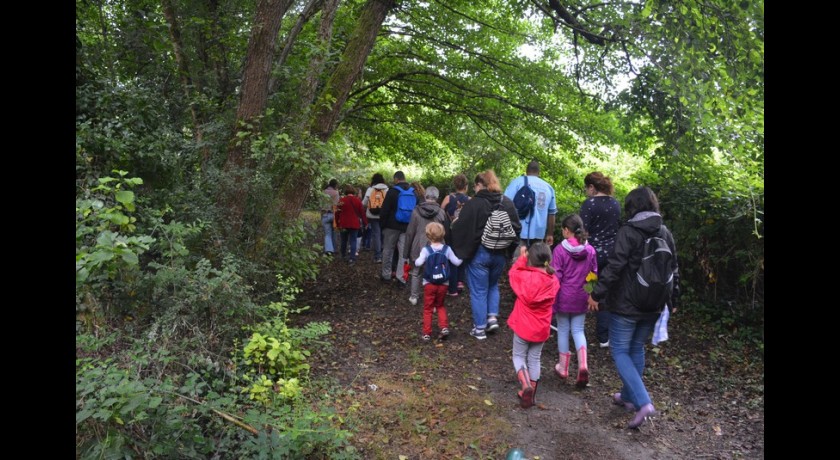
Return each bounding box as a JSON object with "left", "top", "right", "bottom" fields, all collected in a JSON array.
[{"left": 506, "top": 242, "right": 560, "bottom": 408}]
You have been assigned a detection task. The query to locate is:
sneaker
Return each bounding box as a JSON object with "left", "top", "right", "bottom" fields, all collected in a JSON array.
[
  {"left": 374, "top": 258, "right": 383, "bottom": 263},
  {"left": 470, "top": 327, "right": 487, "bottom": 340},
  {"left": 409, "top": 296, "right": 418, "bottom": 305},
  {"left": 599, "top": 341, "right": 610, "bottom": 348},
  {"left": 486, "top": 317, "right": 500, "bottom": 333},
  {"left": 438, "top": 328, "right": 450, "bottom": 340},
  {"left": 348, "top": 259, "right": 356, "bottom": 265},
  {"left": 421, "top": 334, "right": 431, "bottom": 342},
  {"left": 446, "top": 291, "right": 459, "bottom": 297}
]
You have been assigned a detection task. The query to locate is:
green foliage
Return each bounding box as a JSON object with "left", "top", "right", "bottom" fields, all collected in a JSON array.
[
  {"left": 77, "top": 171, "right": 155, "bottom": 317},
  {"left": 239, "top": 275, "right": 332, "bottom": 391}
]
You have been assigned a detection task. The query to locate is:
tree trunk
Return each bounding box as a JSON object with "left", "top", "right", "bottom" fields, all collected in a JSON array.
[
  {"left": 161, "top": 0, "right": 207, "bottom": 167},
  {"left": 267, "top": 0, "right": 394, "bottom": 223},
  {"left": 309, "top": 0, "right": 395, "bottom": 142},
  {"left": 254, "top": 0, "right": 341, "bottom": 256},
  {"left": 217, "top": 0, "right": 294, "bottom": 242}
]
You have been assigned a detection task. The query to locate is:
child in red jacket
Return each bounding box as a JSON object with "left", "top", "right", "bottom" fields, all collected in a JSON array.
[
  {"left": 506, "top": 242, "right": 560, "bottom": 408},
  {"left": 335, "top": 185, "right": 367, "bottom": 264}
]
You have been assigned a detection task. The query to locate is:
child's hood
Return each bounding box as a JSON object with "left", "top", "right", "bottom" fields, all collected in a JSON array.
[
  {"left": 561, "top": 238, "right": 590, "bottom": 260},
  {"left": 517, "top": 265, "right": 560, "bottom": 302}
]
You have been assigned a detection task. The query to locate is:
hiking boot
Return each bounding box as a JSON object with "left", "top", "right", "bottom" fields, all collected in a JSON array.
[
  {"left": 421, "top": 334, "right": 431, "bottom": 342},
  {"left": 438, "top": 328, "right": 450, "bottom": 340},
  {"left": 470, "top": 327, "right": 487, "bottom": 340},
  {"left": 409, "top": 296, "right": 418, "bottom": 305},
  {"left": 486, "top": 317, "right": 500, "bottom": 333}
]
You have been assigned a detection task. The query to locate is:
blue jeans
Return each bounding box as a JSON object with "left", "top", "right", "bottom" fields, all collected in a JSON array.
[
  {"left": 466, "top": 245, "right": 506, "bottom": 328},
  {"left": 340, "top": 229, "right": 359, "bottom": 260},
  {"left": 609, "top": 313, "right": 657, "bottom": 410},
  {"left": 555, "top": 312, "right": 587, "bottom": 353},
  {"left": 321, "top": 212, "right": 337, "bottom": 253},
  {"left": 369, "top": 220, "right": 382, "bottom": 259}
]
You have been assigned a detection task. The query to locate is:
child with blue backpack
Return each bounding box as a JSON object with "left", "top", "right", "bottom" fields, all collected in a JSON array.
[{"left": 413, "top": 222, "right": 463, "bottom": 341}]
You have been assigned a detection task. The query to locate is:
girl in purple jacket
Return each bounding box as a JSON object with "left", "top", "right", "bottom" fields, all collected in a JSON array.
[{"left": 550, "top": 214, "right": 598, "bottom": 388}]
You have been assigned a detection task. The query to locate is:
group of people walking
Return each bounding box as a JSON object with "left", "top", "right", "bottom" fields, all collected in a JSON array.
[{"left": 320, "top": 162, "right": 679, "bottom": 430}]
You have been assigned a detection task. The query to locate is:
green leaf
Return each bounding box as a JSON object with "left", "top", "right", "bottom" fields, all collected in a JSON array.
[
  {"left": 120, "top": 250, "right": 139, "bottom": 265},
  {"left": 641, "top": 1, "right": 653, "bottom": 18},
  {"left": 115, "top": 190, "right": 135, "bottom": 206},
  {"left": 76, "top": 409, "right": 94, "bottom": 424}
]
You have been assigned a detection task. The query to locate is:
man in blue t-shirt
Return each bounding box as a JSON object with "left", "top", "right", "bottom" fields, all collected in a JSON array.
[{"left": 503, "top": 161, "right": 557, "bottom": 259}]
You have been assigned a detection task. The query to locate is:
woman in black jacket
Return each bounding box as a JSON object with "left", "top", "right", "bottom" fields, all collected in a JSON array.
[
  {"left": 588, "top": 186, "right": 680, "bottom": 429},
  {"left": 451, "top": 170, "right": 521, "bottom": 340}
]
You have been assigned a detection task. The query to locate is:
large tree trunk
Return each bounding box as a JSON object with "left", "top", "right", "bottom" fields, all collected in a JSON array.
[
  {"left": 309, "top": 0, "right": 395, "bottom": 142},
  {"left": 217, "top": 0, "right": 294, "bottom": 242},
  {"left": 258, "top": 0, "right": 394, "bottom": 252},
  {"left": 255, "top": 0, "right": 341, "bottom": 256}
]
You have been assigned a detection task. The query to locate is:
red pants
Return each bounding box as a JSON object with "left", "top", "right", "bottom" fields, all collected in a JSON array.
[{"left": 422, "top": 284, "right": 449, "bottom": 335}]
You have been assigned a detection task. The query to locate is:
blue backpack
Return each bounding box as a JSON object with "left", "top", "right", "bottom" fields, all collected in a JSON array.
[
  {"left": 395, "top": 186, "right": 416, "bottom": 223},
  {"left": 423, "top": 244, "right": 450, "bottom": 285},
  {"left": 512, "top": 175, "right": 536, "bottom": 220}
]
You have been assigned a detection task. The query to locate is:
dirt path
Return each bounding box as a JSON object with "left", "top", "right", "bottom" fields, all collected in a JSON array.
[{"left": 295, "top": 248, "right": 764, "bottom": 459}]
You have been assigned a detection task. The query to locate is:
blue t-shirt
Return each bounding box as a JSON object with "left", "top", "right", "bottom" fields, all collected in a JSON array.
[{"left": 503, "top": 175, "right": 557, "bottom": 240}]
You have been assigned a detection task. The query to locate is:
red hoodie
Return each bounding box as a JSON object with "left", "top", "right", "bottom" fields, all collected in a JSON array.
[{"left": 506, "top": 256, "right": 561, "bottom": 342}]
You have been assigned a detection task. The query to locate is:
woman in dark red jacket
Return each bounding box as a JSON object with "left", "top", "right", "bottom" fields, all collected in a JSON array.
[{"left": 335, "top": 185, "right": 367, "bottom": 264}]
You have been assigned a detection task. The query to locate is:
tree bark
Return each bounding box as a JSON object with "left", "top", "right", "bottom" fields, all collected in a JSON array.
[
  {"left": 281, "top": 0, "right": 394, "bottom": 221},
  {"left": 309, "top": 0, "right": 395, "bottom": 142},
  {"left": 255, "top": 0, "right": 341, "bottom": 255},
  {"left": 161, "top": 0, "right": 207, "bottom": 167},
  {"left": 218, "top": 0, "right": 294, "bottom": 242}
]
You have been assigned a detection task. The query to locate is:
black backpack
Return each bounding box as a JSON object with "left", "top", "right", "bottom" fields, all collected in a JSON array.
[
  {"left": 628, "top": 226, "right": 675, "bottom": 312},
  {"left": 423, "top": 244, "right": 450, "bottom": 285},
  {"left": 512, "top": 175, "right": 536, "bottom": 220}
]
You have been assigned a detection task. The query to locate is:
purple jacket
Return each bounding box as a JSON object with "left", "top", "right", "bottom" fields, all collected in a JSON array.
[{"left": 551, "top": 238, "right": 598, "bottom": 315}]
